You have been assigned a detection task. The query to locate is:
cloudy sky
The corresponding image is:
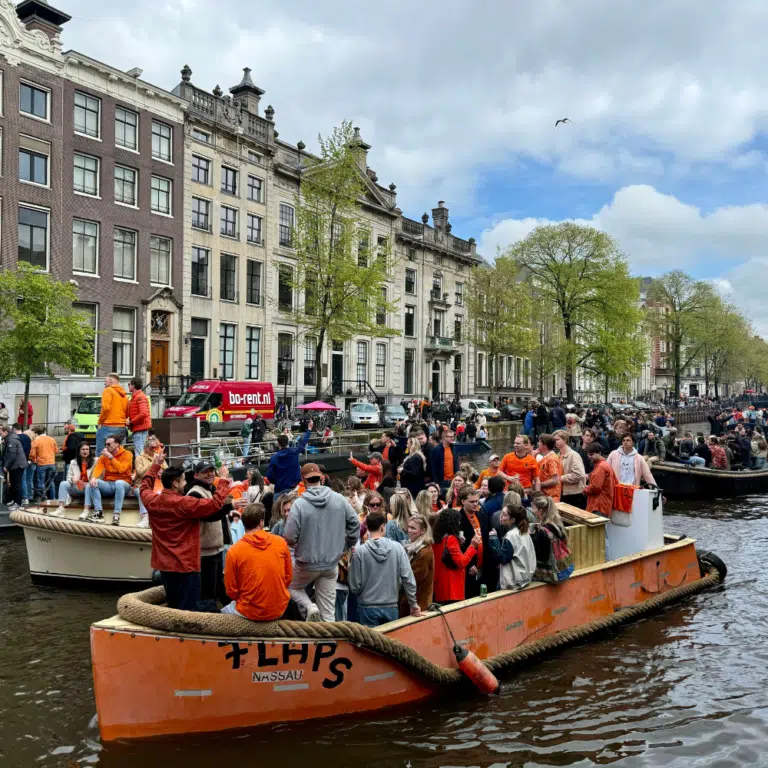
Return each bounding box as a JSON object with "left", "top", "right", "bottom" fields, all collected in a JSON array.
[{"left": 61, "top": 0, "right": 768, "bottom": 331}]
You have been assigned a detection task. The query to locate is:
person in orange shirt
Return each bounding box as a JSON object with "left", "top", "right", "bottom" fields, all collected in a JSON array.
[
  {"left": 222, "top": 502, "right": 297, "bottom": 621},
  {"left": 29, "top": 426, "right": 58, "bottom": 503},
  {"left": 583, "top": 443, "right": 617, "bottom": 517},
  {"left": 96, "top": 373, "right": 128, "bottom": 455},
  {"left": 537, "top": 434, "right": 563, "bottom": 502},
  {"left": 431, "top": 429, "right": 457, "bottom": 490},
  {"left": 499, "top": 435, "right": 541, "bottom": 493},
  {"left": 474, "top": 454, "right": 501, "bottom": 489},
  {"left": 81, "top": 434, "right": 133, "bottom": 525}
]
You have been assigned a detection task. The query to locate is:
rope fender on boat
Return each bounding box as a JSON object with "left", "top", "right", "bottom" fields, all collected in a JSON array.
[
  {"left": 116, "top": 566, "right": 722, "bottom": 686},
  {"left": 9, "top": 510, "right": 152, "bottom": 543}
]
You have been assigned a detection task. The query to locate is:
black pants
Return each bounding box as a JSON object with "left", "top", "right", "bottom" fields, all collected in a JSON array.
[
  {"left": 201, "top": 552, "right": 228, "bottom": 605},
  {"left": 7, "top": 468, "right": 24, "bottom": 506},
  {"left": 561, "top": 493, "right": 586, "bottom": 510},
  {"left": 161, "top": 571, "right": 201, "bottom": 611}
]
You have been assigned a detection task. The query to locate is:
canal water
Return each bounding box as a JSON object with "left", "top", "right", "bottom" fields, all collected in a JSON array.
[{"left": 1, "top": 435, "right": 766, "bottom": 767}]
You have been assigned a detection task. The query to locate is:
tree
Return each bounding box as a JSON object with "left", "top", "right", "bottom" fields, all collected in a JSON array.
[
  {"left": 0, "top": 264, "right": 96, "bottom": 428},
  {"left": 647, "top": 270, "right": 716, "bottom": 400},
  {"left": 694, "top": 297, "right": 746, "bottom": 398},
  {"left": 465, "top": 257, "right": 536, "bottom": 403},
  {"left": 286, "top": 121, "right": 399, "bottom": 399},
  {"left": 507, "top": 223, "right": 641, "bottom": 402},
  {"left": 530, "top": 307, "right": 565, "bottom": 400}
]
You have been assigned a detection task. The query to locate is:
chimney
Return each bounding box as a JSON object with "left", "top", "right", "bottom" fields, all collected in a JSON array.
[
  {"left": 229, "top": 67, "right": 265, "bottom": 115},
  {"left": 432, "top": 201, "right": 449, "bottom": 230},
  {"left": 15, "top": 0, "right": 71, "bottom": 40},
  {"left": 349, "top": 126, "right": 371, "bottom": 173}
]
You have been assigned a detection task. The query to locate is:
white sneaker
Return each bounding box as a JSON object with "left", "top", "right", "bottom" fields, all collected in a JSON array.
[
  {"left": 89, "top": 511, "right": 104, "bottom": 523},
  {"left": 51, "top": 506, "right": 65, "bottom": 517},
  {"left": 111, "top": 513, "right": 121, "bottom": 526},
  {"left": 137, "top": 516, "right": 150, "bottom": 528},
  {"left": 306, "top": 604, "right": 322, "bottom": 622},
  {"left": 21, "top": 499, "right": 30, "bottom": 506},
  {"left": 6, "top": 502, "right": 18, "bottom": 511},
  {"left": 78, "top": 509, "right": 90, "bottom": 521}
]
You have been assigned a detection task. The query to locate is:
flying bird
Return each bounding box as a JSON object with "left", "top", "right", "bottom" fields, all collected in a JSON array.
[{"left": 555, "top": 118, "right": 571, "bottom": 127}]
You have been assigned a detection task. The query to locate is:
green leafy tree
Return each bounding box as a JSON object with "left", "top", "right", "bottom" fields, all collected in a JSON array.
[
  {"left": 286, "top": 121, "right": 399, "bottom": 399},
  {"left": 694, "top": 297, "right": 747, "bottom": 398},
  {"left": 0, "top": 264, "right": 96, "bottom": 428},
  {"left": 647, "top": 270, "right": 716, "bottom": 400},
  {"left": 507, "top": 223, "right": 641, "bottom": 402},
  {"left": 465, "top": 257, "right": 536, "bottom": 403}
]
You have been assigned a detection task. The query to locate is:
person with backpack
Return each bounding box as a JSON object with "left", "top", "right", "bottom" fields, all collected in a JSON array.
[{"left": 530, "top": 493, "right": 574, "bottom": 583}]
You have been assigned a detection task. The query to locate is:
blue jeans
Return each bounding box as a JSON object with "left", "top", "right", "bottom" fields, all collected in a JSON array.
[
  {"left": 680, "top": 456, "right": 706, "bottom": 467},
  {"left": 754, "top": 457, "right": 767, "bottom": 470},
  {"left": 35, "top": 465, "right": 56, "bottom": 500},
  {"left": 357, "top": 604, "right": 399, "bottom": 628},
  {"left": 242, "top": 435, "right": 251, "bottom": 459},
  {"left": 85, "top": 479, "right": 131, "bottom": 513},
  {"left": 58, "top": 481, "right": 85, "bottom": 503},
  {"left": 131, "top": 430, "right": 148, "bottom": 456},
  {"left": 96, "top": 426, "right": 126, "bottom": 455},
  {"left": 335, "top": 589, "right": 348, "bottom": 621},
  {"left": 23, "top": 464, "right": 36, "bottom": 500}
]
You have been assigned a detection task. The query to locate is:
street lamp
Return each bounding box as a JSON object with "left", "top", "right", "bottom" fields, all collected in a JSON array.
[{"left": 278, "top": 354, "right": 294, "bottom": 411}]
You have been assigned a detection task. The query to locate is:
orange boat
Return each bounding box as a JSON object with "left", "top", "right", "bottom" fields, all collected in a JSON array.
[{"left": 91, "top": 501, "right": 726, "bottom": 742}]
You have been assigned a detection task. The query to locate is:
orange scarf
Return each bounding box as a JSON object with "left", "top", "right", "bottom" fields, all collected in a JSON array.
[
  {"left": 465, "top": 510, "right": 483, "bottom": 568},
  {"left": 76, "top": 462, "right": 88, "bottom": 490}
]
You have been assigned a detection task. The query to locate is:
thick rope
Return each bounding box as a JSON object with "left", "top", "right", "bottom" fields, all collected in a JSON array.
[
  {"left": 117, "top": 567, "right": 721, "bottom": 686},
  {"left": 9, "top": 510, "right": 152, "bottom": 543}
]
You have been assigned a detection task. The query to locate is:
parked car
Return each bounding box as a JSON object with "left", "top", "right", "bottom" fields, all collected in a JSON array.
[
  {"left": 631, "top": 401, "right": 652, "bottom": 411},
  {"left": 460, "top": 398, "right": 501, "bottom": 421},
  {"left": 500, "top": 404, "right": 523, "bottom": 421},
  {"left": 430, "top": 402, "right": 453, "bottom": 422},
  {"left": 349, "top": 401, "right": 380, "bottom": 429},
  {"left": 73, "top": 394, "right": 152, "bottom": 439},
  {"left": 381, "top": 404, "right": 407, "bottom": 427}
]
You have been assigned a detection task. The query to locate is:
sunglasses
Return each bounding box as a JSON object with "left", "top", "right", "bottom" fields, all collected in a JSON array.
[{"left": 368, "top": 502, "right": 382, "bottom": 508}]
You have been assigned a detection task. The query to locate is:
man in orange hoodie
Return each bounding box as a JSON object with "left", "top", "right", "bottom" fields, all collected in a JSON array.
[
  {"left": 29, "top": 426, "right": 58, "bottom": 503},
  {"left": 81, "top": 434, "right": 133, "bottom": 525},
  {"left": 96, "top": 373, "right": 128, "bottom": 455},
  {"left": 222, "top": 502, "right": 297, "bottom": 621}
]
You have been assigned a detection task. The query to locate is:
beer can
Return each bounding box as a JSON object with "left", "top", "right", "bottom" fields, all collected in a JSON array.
[{"left": 480, "top": 584, "right": 488, "bottom": 598}]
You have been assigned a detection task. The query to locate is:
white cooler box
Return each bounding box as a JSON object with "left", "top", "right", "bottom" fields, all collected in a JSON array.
[{"left": 606, "top": 487, "right": 664, "bottom": 560}]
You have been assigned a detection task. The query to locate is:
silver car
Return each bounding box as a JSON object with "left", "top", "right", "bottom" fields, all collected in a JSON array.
[{"left": 349, "top": 401, "right": 380, "bottom": 429}]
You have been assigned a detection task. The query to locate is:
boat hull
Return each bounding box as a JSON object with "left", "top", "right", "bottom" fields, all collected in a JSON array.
[
  {"left": 92, "top": 538, "right": 704, "bottom": 742},
  {"left": 652, "top": 462, "right": 768, "bottom": 498}
]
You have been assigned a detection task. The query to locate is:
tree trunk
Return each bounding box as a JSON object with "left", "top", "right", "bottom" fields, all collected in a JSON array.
[
  {"left": 604, "top": 376, "right": 609, "bottom": 403},
  {"left": 714, "top": 379, "right": 720, "bottom": 399},
  {"left": 488, "top": 353, "right": 495, "bottom": 405},
  {"left": 22, "top": 372, "right": 30, "bottom": 430},
  {"left": 563, "top": 320, "right": 574, "bottom": 403}
]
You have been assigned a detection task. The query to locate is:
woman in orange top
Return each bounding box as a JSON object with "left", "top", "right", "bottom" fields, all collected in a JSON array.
[
  {"left": 499, "top": 436, "right": 541, "bottom": 492},
  {"left": 537, "top": 434, "right": 563, "bottom": 502}
]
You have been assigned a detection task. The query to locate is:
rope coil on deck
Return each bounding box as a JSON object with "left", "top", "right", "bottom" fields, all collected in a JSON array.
[
  {"left": 117, "top": 566, "right": 721, "bottom": 686},
  {"left": 9, "top": 510, "right": 152, "bottom": 543}
]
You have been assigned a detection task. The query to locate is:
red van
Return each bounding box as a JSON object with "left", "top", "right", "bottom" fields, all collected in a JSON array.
[{"left": 163, "top": 380, "right": 275, "bottom": 437}]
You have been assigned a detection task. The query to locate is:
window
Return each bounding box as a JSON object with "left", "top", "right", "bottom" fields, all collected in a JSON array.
[
  {"left": 20, "top": 82, "right": 48, "bottom": 120},
  {"left": 407, "top": 248, "right": 416, "bottom": 262},
  {"left": 356, "top": 341, "right": 368, "bottom": 384},
  {"left": 404, "top": 305, "right": 415, "bottom": 337},
  {"left": 278, "top": 265, "right": 292, "bottom": 311},
  {"left": 73, "top": 153, "right": 99, "bottom": 196},
  {"left": 74, "top": 91, "right": 100, "bottom": 138},
  {"left": 115, "top": 107, "right": 138, "bottom": 150},
  {"left": 112, "top": 309, "right": 135, "bottom": 376},
  {"left": 151, "top": 176, "right": 172, "bottom": 215},
  {"left": 405, "top": 268, "right": 416, "bottom": 295},
  {"left": 192, "top": 127, "right": 210, "bottom": 143},
  {"left": 248, "top": 150, "right": 262, "bottom": 163},
  {"left": 220, "top": 206, "right": 238, "bottom": 238},
  {"left": 221, "top": 166, "right": 238, "bottom": 195},
  {"left": 304, "top": 338, "right": 317, "bottom": 386},
  {"left": 192, "top": 155, "right": 210, "bottom": 184},
  {"left": 431, "top": 275, "right": 442, "bottom": 298},
  {"left": 114, "top": 165, "right": 137, "bottom": 206},
  {"left": 73, "top": 303, "right": 98, "bottom": 374},
  {"left": 245, "top": 327, "right": 261, "bottom": 379},
  {"left": 247, "top": 174, "right": 263, "bottom": 202},
  {"left": 358, "top": 230, "right": 369, "bottom": 267},
  {"left": 19, "top": 147, "right": 47, "bottom": 185},
  {"left": 246, "top": 260, "right": 262, "bottom": 305},
  {"left": 192, "top": 197, "right": 211, "bottom": 230},
  {"left": 113, "top": 228, "right": 137, "bottom": 280},
  {"left": 375, "top": 344, "right": 386, "bottom": 388},
  {"left": 277, "top": 333, "right": 293, "bottom": 386},
  {"left": 247, "top": 213, "right": 262, "bottom": 244},
  {"left": 454, "top": 314, "right": 463, "bottom": 343},
  {"left": 455, "top": 354, "right": 463, "bottom": 373},
  {"left": 220, "top": 253, "right": 238, "bottom": 302},
  {"left": 404, "top": 349, "right": 415, "bottom": 395},
  {"left": 150, "top": 236, "right": 171, "bottom": 286},
  {"left": 18, "top": 206, "right": 49, "bottom": 269},
  {"left": 219, "top": 324, "right": 236, "bottom": 379},
  {"left": 455, "top": 282, "right": 464, "bottom": 305},
  {"left": 377, "top": 235, "right": 388, "bottom": 266},
  {"left": 72, "top": 219, "right": 98, "bottom": 275},
  {"left": 151, "top": 120, "right": 172, "bottom": 161},
  {"left": 279, "top": 203, "right": 294, "bottom": 246},
  {"left": 433, "top": 310, "right": 444, "bottom": 337},
  {"left": 304, "top": 273, "right": 318, "bottom": 317},
  {"left": 477, "top": 353, "right": 485, "bottom": 387},
  {"left": 191, "top": 246, "right": 210, "bottom": 297},
  {"left": 376, "top": 287, "right": 387, "bottom": 326}
]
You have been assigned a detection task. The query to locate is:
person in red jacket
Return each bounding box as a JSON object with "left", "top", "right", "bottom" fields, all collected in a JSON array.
[
  {"left": 431, "top": 508, "right": 481, "bottom": 605},
  {"left": 348, "top": 451, "right": 383, "bottom": 491},
  {"left": 17, "top": 399, "right": 33, "bottom": 429},
  {"left": 140, "top": 453, "right": 234, "bottom": 611},
  {"left": 583, "top": 443, "right": 617, "bottom": 518},
  {"left": 127, "top": 377, "right": 152, "bottom": 455}
]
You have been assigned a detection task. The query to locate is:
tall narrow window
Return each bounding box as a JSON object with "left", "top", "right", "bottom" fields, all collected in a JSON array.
[
  {"left": 245, "top": 327, "right": 261, "bottom": 379},
  {"left": 152, "top": 120, "right": 172, "bottom": 161},
  {"left": 150, "top": 236, "right": 171, "bottom": 286},
  {"left": 191, "top": 246, "right": 209, "bottom": 297},
  {"left": 246, "top": 260, "right": 261, "bottom": 305},
  {"left": 305, "top": 273, "right": 317, "bottom": 316},
  {"left": 404, "top": 349, "right": 415, "bottom": 395},
  {"left": 113, "top": 228, "right": 137, "bottom": 280},
  {"left": 358, "top": 230, "right": 369, "bottom": 267},
  {"left": 278, "top": 265, "right": 292, "bottom": 311},
  {"left": 192, "top": 198, "right": 210, "bottom": 230},
  {"left": 247, "top": 174, "right": 263, "bottom": 202},
  {"left": 221, "top": 206, "right": 238, "bottom": 238},
  {"left": 219, "top": 323, "right": 236, "bottom": 379},
  {"left": 221, "top": 166, "right": 238, "bottom": 196},
  {"left": 18, "top": 206, "right": 49, "bottom": 269},
  {"left": 404, "top": 305, "right": 415, "bottom": 337},
  {"left": 247, "top": 213, "right": 262, "bottom": 244},
  {"left": 72, "top": 219, "right": 98, "bottom": 275},
  {"left": 114, "top": 166, "right": 137, "bottom": 206},
  {"left": 220, "top": 253, "right": 238, "bottom": 302},
  {"left": 405, "top": 268, "right": 416, "bottom": 294},
  {"left": 73, "top": 153, "right": 99, "bottom": 196},
  {"left": 376, "top": 287, "right": 387, "bottom": 325},
  {"left": 74, "top": 91, "right": 101, "bottom": 138},
  {"left": 192, "top": 155, "right": 210, "bottom": 184},
  {"left": 151, "top": 176, "right": 172, "bottom": 214},
  {"left": 356, "top": 341, "right": 368, "bottom": 384},
  {"left": 454, "top": 314, "right": 463, "bottom": 342},
  {"left": 279, "top": 203, "right": 294, "bottom": 246},
  {"left": 304, "top": 338, "right": 317, "bottom": 386},
  {"left": 277, "top": 333, "right": 293, "bottom": 386},
  {"left": 455, "top": 282, "right": 464, "bottom": 305},
  {"left": 375, "top": 343, "right": 386, "bottom": 388},
  {"left": 115, "top": 107, "right": 138, "bottom": 150},
  {"left": 112, "top": 309, "right": 135, "bottom": 376}
]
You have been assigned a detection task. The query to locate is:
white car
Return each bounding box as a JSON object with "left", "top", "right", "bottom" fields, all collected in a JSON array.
[
  {"left": 349, "top": 401, "right": 380, "bottom": 429},
  {"left": 460, "top": 398, "right": 501, "bottom": 421}
]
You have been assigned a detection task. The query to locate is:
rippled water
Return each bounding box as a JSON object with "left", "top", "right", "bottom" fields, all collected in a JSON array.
[{"left": 2, "top": 436, "right": 767, "bottom": 767}]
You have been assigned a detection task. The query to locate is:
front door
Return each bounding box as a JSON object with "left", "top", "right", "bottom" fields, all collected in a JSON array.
[
  {"left": 151, "top": 340, "right": 169, "bottom": 385},
  {"left": 431, "top": 361, "right": 441, "bottom": 401},
  {"left": 190, "top": 338, "right": 205, "bottom": 380},
  {"left": 332, "top": 352, "right": 344, "bottom": 394}
]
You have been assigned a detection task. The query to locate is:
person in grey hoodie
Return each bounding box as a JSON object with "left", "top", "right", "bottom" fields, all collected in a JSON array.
[
  {"left": 284, "top": 463, "right": 360, "bottom": 622},
  {"left": 349, "top": 511, "right": 421, "bottom": 627},
  {"left": 1, "top": 424, "right": 28, "bottom": 509}
]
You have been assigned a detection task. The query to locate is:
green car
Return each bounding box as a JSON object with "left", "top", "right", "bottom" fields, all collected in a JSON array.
[{"left": 73, "top": 394, "right": 150, "bottom": 439}]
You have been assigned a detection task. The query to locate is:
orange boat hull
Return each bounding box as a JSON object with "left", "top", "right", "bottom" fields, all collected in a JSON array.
[{"left": 92, "top": 538, "right": 703, "bottom": 741}]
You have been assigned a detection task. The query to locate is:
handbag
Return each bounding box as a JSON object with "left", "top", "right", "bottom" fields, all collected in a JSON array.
[{"left": 441, "top": 536, "right": 460, "bottom": 569}]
